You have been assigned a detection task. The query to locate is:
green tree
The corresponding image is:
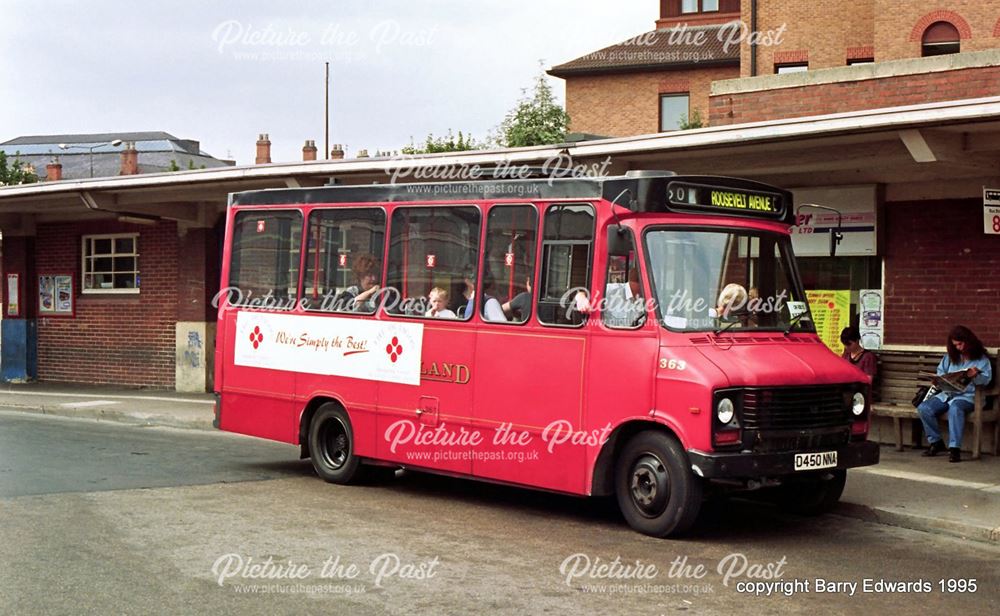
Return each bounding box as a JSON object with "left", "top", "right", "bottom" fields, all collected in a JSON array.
[
  {"left": 678, "top": 110, "right": 704, "bottom": 130},
  {"left": 0, "top": 151, "right": 38, "bottom": 185},
  {"left": 497, "top": 68, "right": 570, "bottom": 147},
  {"left": 401, "top": 130, "right": 480, "bottom": 155}
]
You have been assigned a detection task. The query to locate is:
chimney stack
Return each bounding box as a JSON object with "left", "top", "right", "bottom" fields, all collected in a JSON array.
[
  {"left": 356, "top": 149, "right": 369, "bottom": 159},
  {"left": 120, "top": 141, "right": 139, "bottom": 175},
  {"left": 46, "top": 157, "right": 63, "bottom": 181},
  {"left": 302, "top": 139, "right": 318, "bottom": 161},
  {"left": 330, "top": 144, "right": 345, "bottom": 160},
  {"left": 255, "top": 133, "right": 271, "bottom": 164}
]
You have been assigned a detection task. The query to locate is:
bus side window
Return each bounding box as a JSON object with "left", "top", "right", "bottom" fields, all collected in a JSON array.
[
  {"left": 303, "top": 208, "right": 386, "bottom": 314},
  {"left": 537, "top": 204, "right": 595, "bottom": 327},
  {"left": 602, "top": 228, "right": 646, "bottom": 329},
  {"left": 228, "top": 210, "right": 302, "bottom": 309},
  {"left": 385, "top": 206, "right": 481, "bottom": 319},
  {"left": 482, "top": 205, "right": 538, "bottom": 324}
]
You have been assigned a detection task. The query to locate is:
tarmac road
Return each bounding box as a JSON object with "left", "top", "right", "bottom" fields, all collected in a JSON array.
[{"left": 1, "top": 411, "right": 997, "bottom": 615}]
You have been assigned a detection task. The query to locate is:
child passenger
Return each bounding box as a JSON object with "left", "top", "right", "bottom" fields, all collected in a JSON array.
[{"left": 425, "top": 287, "right": 457, "bottom": 319}]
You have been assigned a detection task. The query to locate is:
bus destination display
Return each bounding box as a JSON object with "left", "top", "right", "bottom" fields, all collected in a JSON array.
[{"left": 666, "top": 181, "right": 784, "bottom": 218}]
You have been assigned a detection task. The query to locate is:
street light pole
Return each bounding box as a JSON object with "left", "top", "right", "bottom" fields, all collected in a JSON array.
[{"left": 58, "top": 139, "right": 123, "bottom": 178}]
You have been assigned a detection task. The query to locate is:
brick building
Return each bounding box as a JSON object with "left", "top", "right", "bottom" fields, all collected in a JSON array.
[
  {"left": 552, "top": 1, "right": 1000, "bottom": 135},
  {"left": 0, "top": 136, "right": 326, "bottom": 391}
]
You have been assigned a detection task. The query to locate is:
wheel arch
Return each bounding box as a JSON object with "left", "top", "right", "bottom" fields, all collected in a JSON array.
[
  {"left": 297, "top": 394, "right": 349, "bottom": 459},
  {"left": 590, "top": 419, "right": 681, "bottom": 496}
]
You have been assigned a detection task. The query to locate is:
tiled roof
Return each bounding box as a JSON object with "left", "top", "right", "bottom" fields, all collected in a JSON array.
[
  {"left": 549, "top": 24, "right": 740, "bottom": 76},
  {"left": 3, "top": 131, "right": 177, "bottom": 145}
]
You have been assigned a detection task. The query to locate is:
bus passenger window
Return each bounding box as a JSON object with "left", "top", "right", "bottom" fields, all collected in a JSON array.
[
  {"left": 602, "top": 228, "right": 646, "bottom": 329},
  {"left": 483, "top": 205, "right": 538, "bottom": 324},
  {"left": 537, "top": 204, "right": 595, "bottom": 326},
  {"left": 228, "top": 211, "right": 302, "bottom": 309},
  {"left": 386, "top": 206, "right": 481, "bottom": 319},
  {"left": 303, "top": 208, "right": 386, "bottom": 314}
]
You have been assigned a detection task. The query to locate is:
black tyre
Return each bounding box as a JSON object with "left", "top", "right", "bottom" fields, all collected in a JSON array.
[
  {"left": 777, "top": 469, "right": 846, "bottom": 516},
  {"left": 615, "top": 430, "right": 703, "bottom": 537},
  {"left": 308, "top": 403, "right": 361, "bottom": 484}
]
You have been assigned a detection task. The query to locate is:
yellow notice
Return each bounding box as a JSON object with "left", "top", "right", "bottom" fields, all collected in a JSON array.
[{"left": 806, "top": 290, "right": 851, "bottom": 355}]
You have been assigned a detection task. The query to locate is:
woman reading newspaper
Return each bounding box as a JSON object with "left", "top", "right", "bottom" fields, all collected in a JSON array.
[{"left": 917, "top": 325, "right": 992, "bottom": 462}]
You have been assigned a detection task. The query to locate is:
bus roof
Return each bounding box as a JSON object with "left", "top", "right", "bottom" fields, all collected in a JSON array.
[{"left": 230, "top": 172, "right": 795, "bottom": 225}]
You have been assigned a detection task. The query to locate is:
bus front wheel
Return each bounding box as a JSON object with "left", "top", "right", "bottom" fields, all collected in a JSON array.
[
  {"left": 615, "top": 431, "right": 702, "bottom": 537},
  {"left": 308, "top": 403, "right": 361, "bottom": 484}
]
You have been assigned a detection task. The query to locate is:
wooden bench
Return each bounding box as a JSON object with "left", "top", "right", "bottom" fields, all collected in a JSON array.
[{"left": 870, "top": 346, "right": 999, "bottom": 459}]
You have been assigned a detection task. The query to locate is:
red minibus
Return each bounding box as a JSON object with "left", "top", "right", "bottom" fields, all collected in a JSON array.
[{"left": 214, "top": 171, "right": 879, "bottom": 537}]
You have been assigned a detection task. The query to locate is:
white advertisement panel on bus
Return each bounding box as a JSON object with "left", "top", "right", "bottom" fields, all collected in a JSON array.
[{"left": 234, "top": 311, "right": 424, "bottom": 385}]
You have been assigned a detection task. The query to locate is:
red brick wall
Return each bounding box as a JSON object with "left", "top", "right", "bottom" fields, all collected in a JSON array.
[
  {"left": 710, "top": 65, "right": 1000, "bottom": 125},
  {"left": 884, "top": 199, "right": 1000, "bottom": 347},
  {"left": 35, "top": 220, "right": 178, "bottom": 388},
  {"left": 564, "top": 65, "right": 740, "bottom": 136}
]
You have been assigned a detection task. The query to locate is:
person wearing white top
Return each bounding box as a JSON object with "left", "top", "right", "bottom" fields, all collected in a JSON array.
[
  {"left": 425, "top": 287, "right": 457, "bottom": 319},
  {"left": 482, "top": 296, "right": 507, "bottom": 322}
]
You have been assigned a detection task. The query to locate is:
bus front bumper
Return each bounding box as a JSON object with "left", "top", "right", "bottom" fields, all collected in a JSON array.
[{"left": 687, "top": 440, "right": 879, "bottom": 479}]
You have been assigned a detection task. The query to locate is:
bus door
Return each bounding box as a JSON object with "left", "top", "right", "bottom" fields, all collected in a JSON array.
[
  {"left": 586, "top": 226, "right": 658, "bottom": 471},
  {"left": 220, "top": 210, "right": 302, "bottom": 443},
  {"left": 471, "top": 203, "right": 594, "bottom": 493},
  {"left": 375, "top": 205, "right": 481, "bottom": 475}
]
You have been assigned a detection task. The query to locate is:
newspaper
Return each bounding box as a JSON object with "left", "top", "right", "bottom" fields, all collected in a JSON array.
[{"left": 918, "top": 370, "right": 971, "bottom": 394}]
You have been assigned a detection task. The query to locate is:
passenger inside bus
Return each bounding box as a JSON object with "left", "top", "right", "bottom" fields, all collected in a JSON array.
[
  {"left": 480, "top": 276, "right": 507, "bottom": 322},
  {"left": 502, "top": 277, "right": 533, "bottom": 322},
  {"left": 425, "top": 287, "right": 457, "bottom": 319},
  {"left": 334, "top": 254, "right": 382, "bottom": 312}
]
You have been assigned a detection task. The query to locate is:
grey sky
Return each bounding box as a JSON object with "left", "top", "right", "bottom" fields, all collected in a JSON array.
[{"left": 0, "top": 1, "right": 652, "bottom": 165}]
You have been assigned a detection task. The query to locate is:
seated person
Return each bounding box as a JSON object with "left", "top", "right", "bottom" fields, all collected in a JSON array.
[
  {"left": 502, "top": 277, "right": 533, "bottom": 322},
  {"left": 333, "top": 254, "right": 381, "bottom": 312},
  {"left": 713, "top": 283, "right": 748, "bottom": 322},
  {"left": 425, "top": 287, "right": 457, "bottom": 319}
]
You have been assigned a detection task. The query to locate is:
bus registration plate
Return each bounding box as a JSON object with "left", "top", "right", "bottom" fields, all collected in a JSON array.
[{"left": 794, "top": 451, "right": 837, "bottom": 471}]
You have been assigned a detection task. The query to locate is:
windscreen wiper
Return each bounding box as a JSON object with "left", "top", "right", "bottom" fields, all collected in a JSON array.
[{"left": 784, "top": 312, "right": 810, "bottom": 335}]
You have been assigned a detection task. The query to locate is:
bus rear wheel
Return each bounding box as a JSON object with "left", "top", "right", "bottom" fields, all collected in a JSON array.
[
  {"left": 308, "top": 403, "right": 361, "bottom": 484},
  {"left": 615, "top": 431, "right": 702, "bottom": 537}
]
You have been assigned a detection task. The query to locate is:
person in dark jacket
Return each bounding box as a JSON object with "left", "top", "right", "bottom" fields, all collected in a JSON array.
[{"left": 840, "top": 326, "right": 877, "bottom": 380}]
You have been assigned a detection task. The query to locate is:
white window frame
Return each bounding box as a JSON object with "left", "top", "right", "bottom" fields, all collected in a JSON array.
[{"left": 81, "top": 233, "right": 140, "bottom": 294}]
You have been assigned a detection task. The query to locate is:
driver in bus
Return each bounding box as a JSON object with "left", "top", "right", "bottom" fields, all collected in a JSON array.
[{"left": 713, "top": 283, "right": 748, "bottom": 322}]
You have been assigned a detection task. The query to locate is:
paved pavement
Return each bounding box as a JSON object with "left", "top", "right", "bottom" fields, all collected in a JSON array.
[{"left": 2, "top": 381, "right": 998, "bottom": 545}]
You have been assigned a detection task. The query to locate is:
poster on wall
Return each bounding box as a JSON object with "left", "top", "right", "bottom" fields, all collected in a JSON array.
[
  {"left": 806, "top": 290, "right": 851, "bottom": 355},
  {"left": 858, "top": 289, "right": 884, "bottom": 351},
  {"left": 38, "top": 274, "right": 74, "bottom": 316},
  {"left": 6, "top": 273, "right": 19, "bottom": 317}
]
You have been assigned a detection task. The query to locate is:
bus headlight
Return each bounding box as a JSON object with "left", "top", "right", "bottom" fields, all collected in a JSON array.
[
  {"left": 852, "top": 392, "right": 866, "bottom": 416},
  {"left": 717, "top": 398, "right": 735, "bottom": 424}
]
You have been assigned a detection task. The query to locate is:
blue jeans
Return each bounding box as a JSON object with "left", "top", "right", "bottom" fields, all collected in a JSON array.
[{"left": 917, "top": 396, "right": 973, "bottom": 449}]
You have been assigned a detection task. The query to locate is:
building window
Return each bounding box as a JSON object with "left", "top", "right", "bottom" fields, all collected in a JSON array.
[
  {"left": 922, "top": 21, "right": 960, "bottom": 56},
  {"left": 659, "top": 93, "right": 690, "bottom": 131},
  {"left": 81, "top": 234, "right": 140, "bottom": 294},
  {"left": 681, "top": 0, "right": 719, "bottom": 13},
  {"left": 847, "top": 58, "right": 875, "bottom": 66},
  {"left": 775, "top": 63, "right": 808, "bottom": 74}
]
